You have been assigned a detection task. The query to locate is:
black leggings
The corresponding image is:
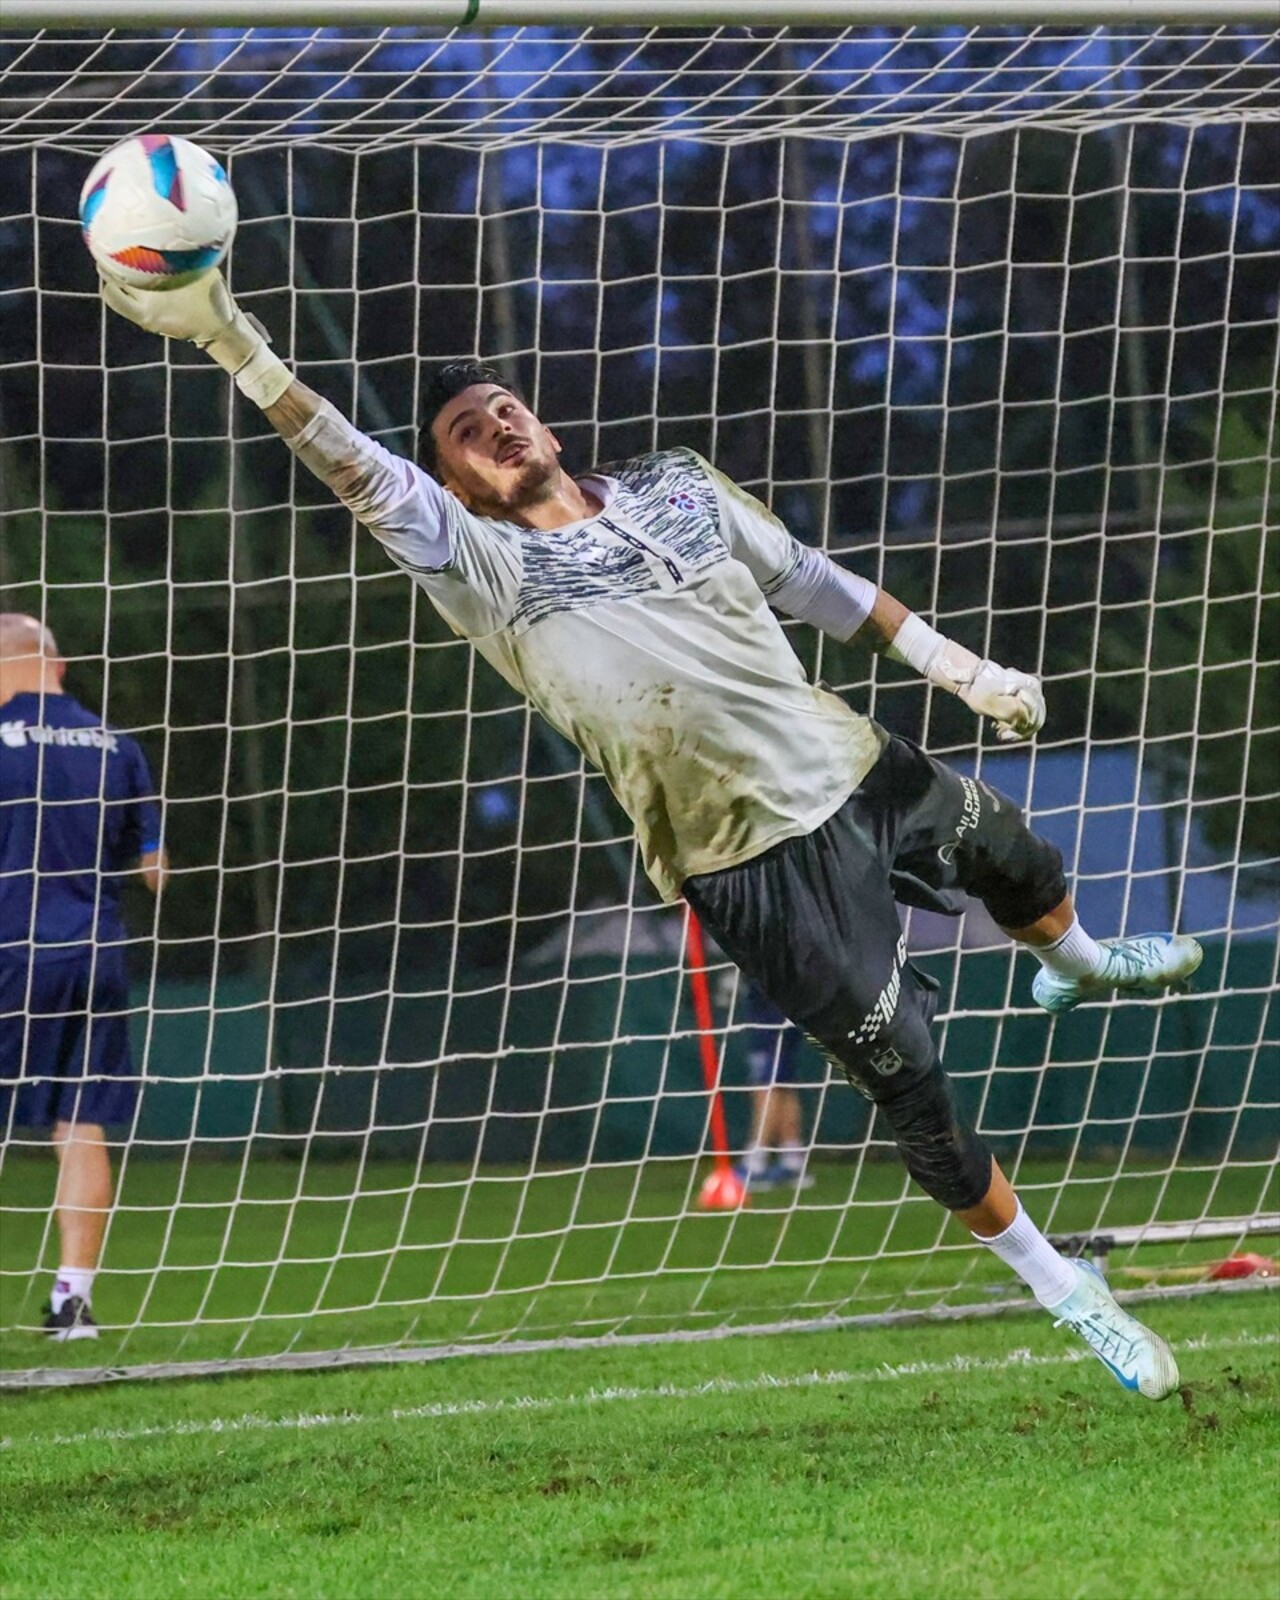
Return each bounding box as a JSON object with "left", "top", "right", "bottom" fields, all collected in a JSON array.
[{"left": 685, "top": 736, "right": 1065, "bottom": 1210}]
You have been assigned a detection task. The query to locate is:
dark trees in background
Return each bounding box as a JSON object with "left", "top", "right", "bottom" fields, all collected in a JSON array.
[{"left": 1, "top": 32, "right": 1275, "bottom": 981}]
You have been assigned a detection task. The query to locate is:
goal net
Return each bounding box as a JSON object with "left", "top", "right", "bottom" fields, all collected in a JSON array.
[{"left": 1, "top": 15, "right": 1277, "bottom": 1385}]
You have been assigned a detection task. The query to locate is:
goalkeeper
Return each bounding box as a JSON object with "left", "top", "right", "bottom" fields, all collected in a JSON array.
[{"left": 101, "top": 271, "right": 1203, "bottom": 1402}]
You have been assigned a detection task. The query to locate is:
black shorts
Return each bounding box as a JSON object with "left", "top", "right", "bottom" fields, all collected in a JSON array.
[{"left": 684, "top": 735, "right": 1065, "bottom": 1100}]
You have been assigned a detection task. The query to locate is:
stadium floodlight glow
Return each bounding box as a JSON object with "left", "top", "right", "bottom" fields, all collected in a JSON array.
[
  {"left": 0, "top": 19, "right": 1276, "bottom": 1386},
  {"left": 6, "top": 1, "right": 1280, "bottom": 24}
]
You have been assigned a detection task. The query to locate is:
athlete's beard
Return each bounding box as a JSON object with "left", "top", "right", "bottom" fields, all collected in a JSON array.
[{"left": 477, "top": 449, "right": 561, "bottom": 517}]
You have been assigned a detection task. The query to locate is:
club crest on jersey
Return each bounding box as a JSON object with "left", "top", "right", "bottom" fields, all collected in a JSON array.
[
  {"left": 869, "top": 1045, "right": 904, "bottom": 1077},
  {"left": 668, "top": 491, "right": 699, "bottom": 513}
]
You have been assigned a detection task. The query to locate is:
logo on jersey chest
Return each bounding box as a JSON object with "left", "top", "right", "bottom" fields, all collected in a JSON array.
[
  {"left": 668, "top": 491, "right": 699, "bottom": 514},
  {"left": 0, "top": 720, "right": 118, "bottom": 753}
]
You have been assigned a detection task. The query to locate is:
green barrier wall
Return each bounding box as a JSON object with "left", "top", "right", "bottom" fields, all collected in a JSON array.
[{"left": 129, "top": 937, "right": 1276, "bottom": 1163}]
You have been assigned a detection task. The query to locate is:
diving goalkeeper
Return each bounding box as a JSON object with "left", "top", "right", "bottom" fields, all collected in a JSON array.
[{"left": 101, "top": 270, "right": 1203, "bottom": 1401}]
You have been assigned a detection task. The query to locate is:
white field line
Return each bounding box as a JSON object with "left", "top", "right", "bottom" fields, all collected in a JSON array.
[{"left": 3, "top": 1329, "right": 1276, "bottom": 1454}]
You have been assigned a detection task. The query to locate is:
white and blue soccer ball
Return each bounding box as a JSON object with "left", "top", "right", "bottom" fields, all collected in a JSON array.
[{"left": 79, "top": 134, "right": 237, "bottom": 291}]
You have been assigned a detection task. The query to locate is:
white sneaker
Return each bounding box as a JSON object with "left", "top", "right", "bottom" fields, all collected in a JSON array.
[
  {"left": 1051, "top": 1259, "right": 1179, "bottom": 1400},
  {"left": 1033, "top": 932, "right": 1203, "bottom": 1014}
]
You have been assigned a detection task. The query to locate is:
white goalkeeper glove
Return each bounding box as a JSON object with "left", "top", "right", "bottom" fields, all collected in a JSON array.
[
  {"left": 887, "top": 613, "right": 1046, "bottom": 743},
  {"left": 99, "top": 269, "right": 292, "bottom": 408}
]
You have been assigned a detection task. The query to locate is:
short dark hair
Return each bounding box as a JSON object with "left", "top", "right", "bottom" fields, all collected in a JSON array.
[{"left": 417, "top": 358, "right": 527, "bottom": 477}]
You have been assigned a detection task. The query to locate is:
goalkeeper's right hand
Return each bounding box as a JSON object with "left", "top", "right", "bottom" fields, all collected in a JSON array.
[
  {"left": 885, "top": 611, "right": 1046, "bottom": 743},
  {"left": 99, "top": 269, "right": 292, "bottom": 408}
]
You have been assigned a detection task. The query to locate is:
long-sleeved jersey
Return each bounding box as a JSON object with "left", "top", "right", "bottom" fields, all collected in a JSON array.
[{"left": 290, "top": 405, "right": 885, "bottom": 901}]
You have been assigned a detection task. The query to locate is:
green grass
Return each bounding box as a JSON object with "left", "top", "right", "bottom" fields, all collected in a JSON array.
[
  {"left": 2, "top": 1153, "right": 1276, "bottom": 1373},
  {"left": 2, "top": 1291, "right": 1277, "bottom": 1599}
]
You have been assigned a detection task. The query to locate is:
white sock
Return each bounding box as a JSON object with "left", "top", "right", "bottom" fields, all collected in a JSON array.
[
  {"left": 742, "top": 1146, "right": 770, "bottom": 1175},
  {"left": 777, "top": 1143, "right": 806, "bottom": 1173},
  {"left": 1034, "top": 916, "right": 1106, "bottom": 980},
  {"left": 51, "top": 1266, "right": 95, "bottom": 1313},
  {"left": 974, "top": 1203, "right": 1077, "bottom": 1308}
]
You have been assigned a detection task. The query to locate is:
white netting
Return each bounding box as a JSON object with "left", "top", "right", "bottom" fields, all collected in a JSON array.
[
  {"left": 1, "top": 23, "right": 1277, "bottom": 1383},
  {"left": 2, "top": 25, "right": 1280, "bottom": 149}
]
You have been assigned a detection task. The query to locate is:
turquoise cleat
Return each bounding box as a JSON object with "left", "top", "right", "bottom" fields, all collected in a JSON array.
[
  {"left": 1051, "top": 1258, "right": 1179, "bottom": 1400},
  {"left": 1033, "top": 933, "right": 1203, "bottom": 1014}
]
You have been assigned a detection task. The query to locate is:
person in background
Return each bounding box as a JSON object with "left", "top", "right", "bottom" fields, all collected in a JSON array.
[
  {"left": 733, "top": 980, "right": 815, "bottom": 1192},
  {"left": 0, "top": 614, "right": 166, "bottom": 1340}
]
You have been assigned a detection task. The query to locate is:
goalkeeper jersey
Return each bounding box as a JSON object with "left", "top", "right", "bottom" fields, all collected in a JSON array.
[{"left": 291, "top": 412, "right": 886, "bottom": 900}]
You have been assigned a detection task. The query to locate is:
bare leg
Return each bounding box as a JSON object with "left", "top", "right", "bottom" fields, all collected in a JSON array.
[
  {"left": 51, "top": 1120, "right": 112, "bottom": 1270},
  {"left": 952, "top": 1157, "right": 1018, "bottom": 1237},
  {"left": 746, "top": 1085, "right": 769, "bottom": 1154},
  {"left": 954, "top": 1158, "right": 1077, "bottom": 1311},
  {"left": 759, "top": 1084, "right": 803, "bottom": 1150}
]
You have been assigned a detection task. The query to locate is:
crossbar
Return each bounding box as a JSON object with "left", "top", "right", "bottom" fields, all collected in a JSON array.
[{"left": 6, "top": 2, "right": 1280, "bottom": 30}]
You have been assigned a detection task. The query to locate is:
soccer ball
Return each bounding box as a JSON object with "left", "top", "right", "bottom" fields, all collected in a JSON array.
[{"left": 79, "top": 134, "right": 237, "bottom": 291}]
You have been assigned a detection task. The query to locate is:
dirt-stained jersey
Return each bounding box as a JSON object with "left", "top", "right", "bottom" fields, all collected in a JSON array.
[{"left": 290, "top": 408, "right": 885, "bottom": 900}]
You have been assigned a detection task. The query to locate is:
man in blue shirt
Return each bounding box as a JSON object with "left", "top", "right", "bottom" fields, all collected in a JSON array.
[{"left": 0, "top": 614, "right": 165, "bottom": 1341}]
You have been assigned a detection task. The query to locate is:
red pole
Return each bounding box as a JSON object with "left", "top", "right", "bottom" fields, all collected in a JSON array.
[{"left": 685, "top": 908, "right": 747, "bottom": 1210}]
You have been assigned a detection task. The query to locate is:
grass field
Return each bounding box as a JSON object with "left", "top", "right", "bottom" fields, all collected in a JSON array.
[
  {"left": 2, "top": 1153, "right": 1276, "bottom": 1377},
  {"left": 2, "top": 1289, "right": 1277, "bottom": 1599}
]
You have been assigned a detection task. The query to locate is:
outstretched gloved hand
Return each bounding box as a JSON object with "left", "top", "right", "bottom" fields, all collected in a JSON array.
[{"left": 99, "top": 268, "right": 291, "bottom": 407}]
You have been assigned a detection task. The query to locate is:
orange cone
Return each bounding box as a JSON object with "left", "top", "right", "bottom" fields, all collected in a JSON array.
[{"left": 698, "top": 1160, "right": 748, "bottom": 1210}]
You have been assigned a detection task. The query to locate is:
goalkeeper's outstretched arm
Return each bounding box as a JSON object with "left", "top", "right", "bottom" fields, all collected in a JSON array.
[{"left": 773, "top": 553, "right": 1044, "bottom": 744}]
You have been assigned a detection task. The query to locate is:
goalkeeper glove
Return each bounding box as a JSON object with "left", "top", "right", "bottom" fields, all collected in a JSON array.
[
  {"left": 887, "top": 614, "right": 1046, "bottom": 743},
  {"left": 99, "top": 269, "right": 292, "bottom": 408}
]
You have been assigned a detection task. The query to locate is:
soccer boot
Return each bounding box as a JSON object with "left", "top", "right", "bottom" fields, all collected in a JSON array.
[
  {"left": 770, "top": 1162, "right": 816, "bottom": 1191},
  {"left": 1032, "top": 932, "right": 1203, "bottom": 1015},
  {"left": 1051, "top": 1258, "right": 1179, "bottom": 1400},
  {"left": 733, "top": 1161, "right": 782, "bottom": 1192},
  {"left": 41, "top": 1295, "right": 99, "bottom": 1342}
]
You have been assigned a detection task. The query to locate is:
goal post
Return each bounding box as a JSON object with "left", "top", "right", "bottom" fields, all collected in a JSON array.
[{"left": 0, "top": 13, "right": 1276, "bottom": 1386}]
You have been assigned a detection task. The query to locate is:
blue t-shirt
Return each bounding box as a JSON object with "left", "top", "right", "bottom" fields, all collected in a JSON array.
[{"left": 0, "top": 692, "right": 161, "bottom": 960}]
